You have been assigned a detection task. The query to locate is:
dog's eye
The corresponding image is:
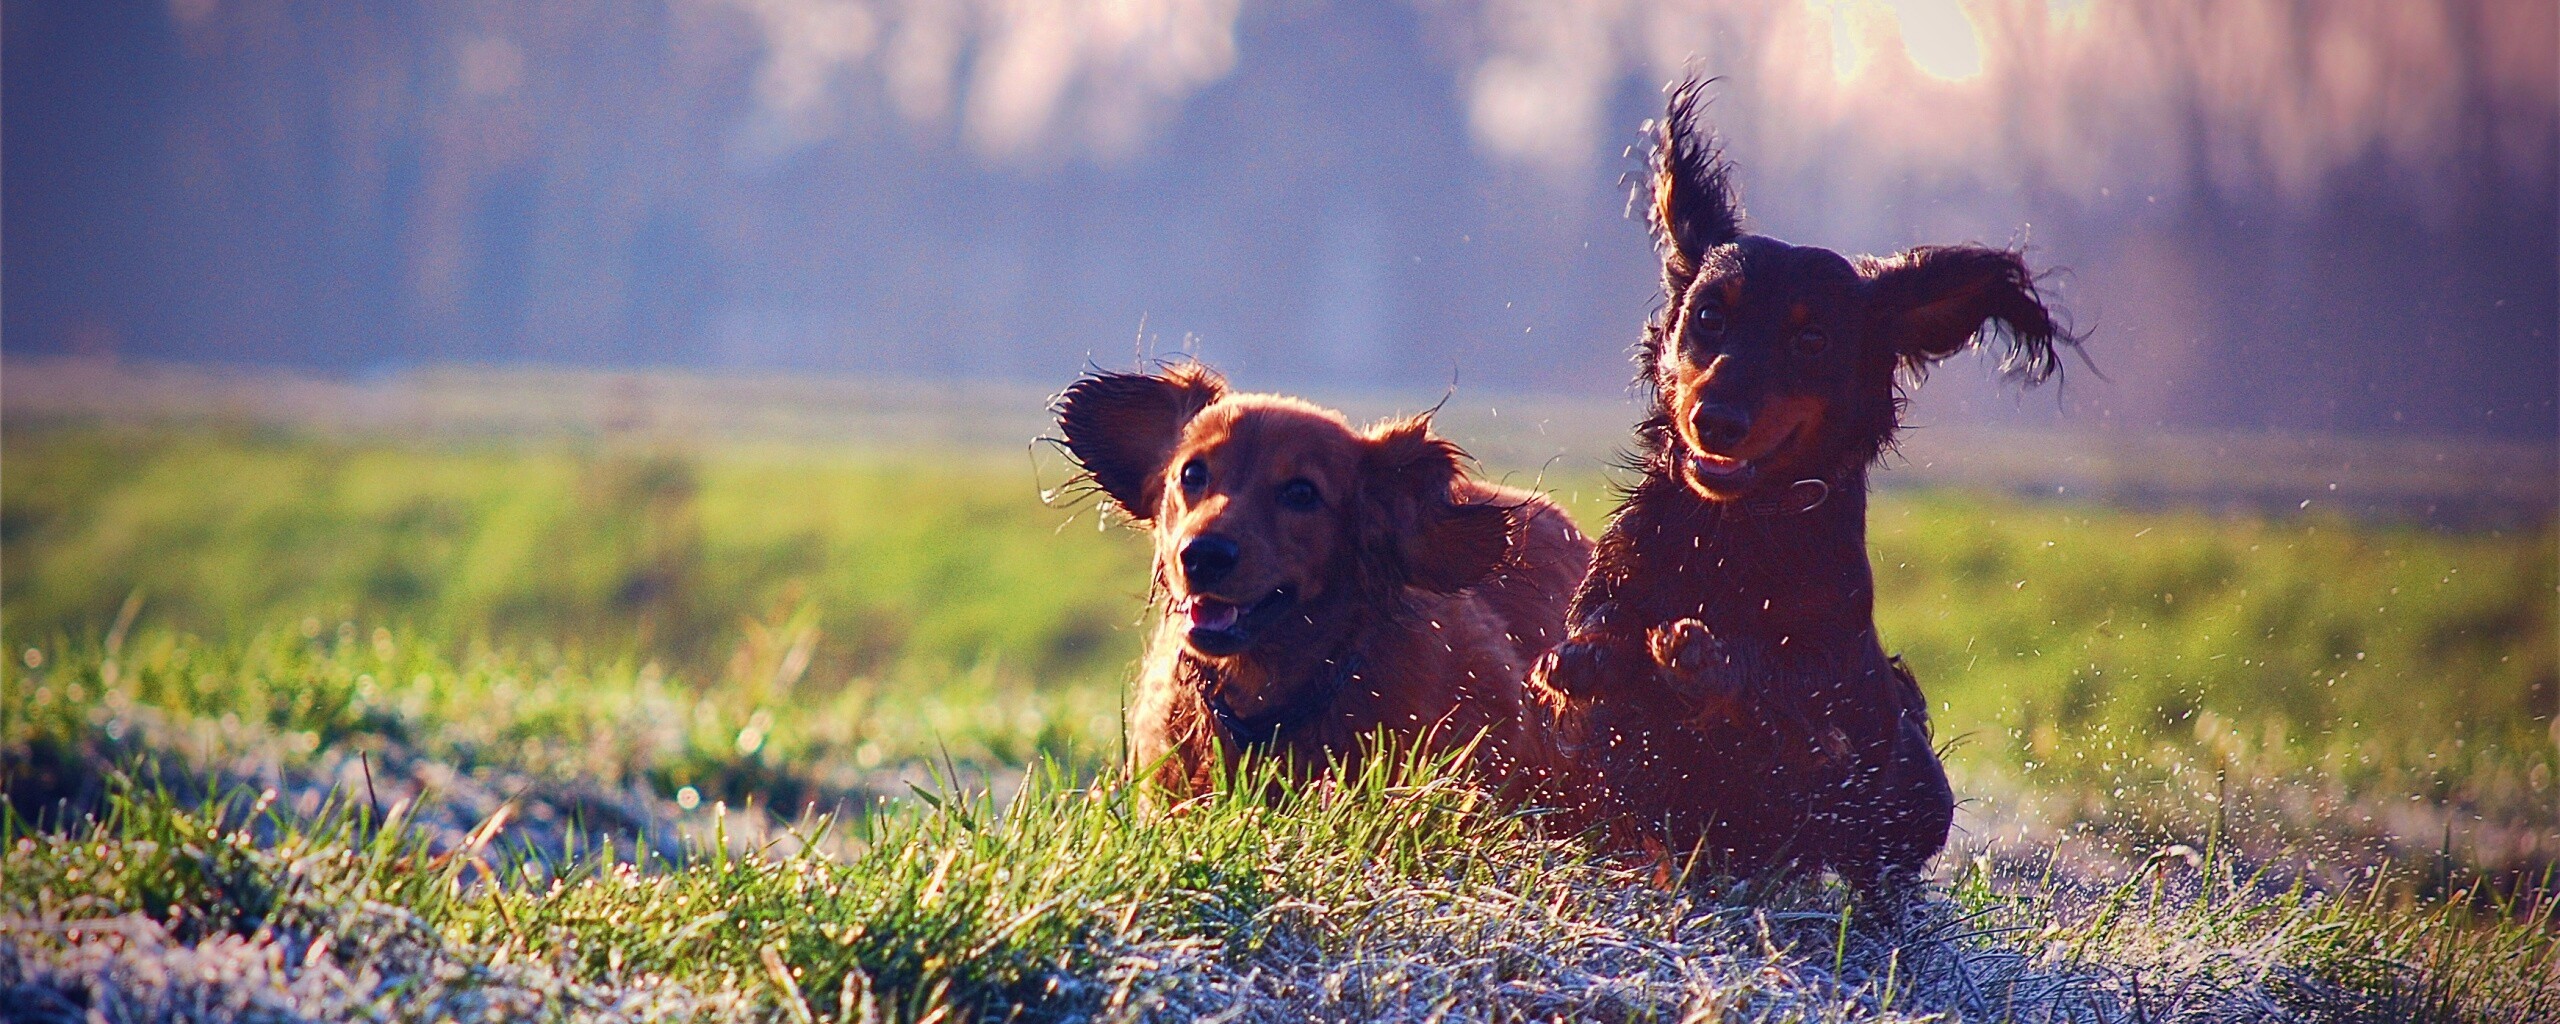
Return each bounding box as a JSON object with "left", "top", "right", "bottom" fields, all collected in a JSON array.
[
  {"left": 1796, "top": 328, "right": 1829, "bottom": 356},
  {"left": 1178, "top": 459, "right": 1208, "bottom": 492},
  {"left": 1692, "top": 304, "right": 1725, "bottom": 336},
  {"left": 1277, "top": 478, "right": 1321, "bottom": 510}
]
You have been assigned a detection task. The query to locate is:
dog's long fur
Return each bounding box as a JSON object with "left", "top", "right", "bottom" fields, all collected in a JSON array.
[
  {"left": 1536, "top": 82, "right": 2080, "bottom": 889},
  {"left": 1055, "top": 364, "right": 1595, "bottom": 806}
]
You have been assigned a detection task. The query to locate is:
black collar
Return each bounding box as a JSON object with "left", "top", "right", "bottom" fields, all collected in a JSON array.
[{"left": 1194, "top": 651, "right": 1365, "bottom": 749}]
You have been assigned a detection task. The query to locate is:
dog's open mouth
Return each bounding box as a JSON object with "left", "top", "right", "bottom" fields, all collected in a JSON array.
[
  {"left": 1178, "top": 586, "right": 1298, "bottom": 656},
  {"left": 1686, "top": 451, "right": 1757, "bottom": 487},
  {"left": 1683, "top": 424, "right": 1798, "bottom": 495}
]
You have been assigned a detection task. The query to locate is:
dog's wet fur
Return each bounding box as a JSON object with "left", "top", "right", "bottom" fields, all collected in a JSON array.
[
  {"left": 1534, "top": 81, "right": 2078, "bottom": 891},
  {"left": 1055, "top": 365, "right": 1595, "bottom": 807}
]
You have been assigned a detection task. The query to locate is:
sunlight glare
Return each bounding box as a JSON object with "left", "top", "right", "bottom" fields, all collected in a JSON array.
[
  {"left": 1808, "top": 0, "right": 1986, "bottom": 84},
  {"left": 1893, "top": 0, "right": 1984, "bottom": 81}
]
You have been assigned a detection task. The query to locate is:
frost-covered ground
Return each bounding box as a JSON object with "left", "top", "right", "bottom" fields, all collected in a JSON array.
[{"left": 7, "top": 700, "right": 2551, "bottom": 1024}]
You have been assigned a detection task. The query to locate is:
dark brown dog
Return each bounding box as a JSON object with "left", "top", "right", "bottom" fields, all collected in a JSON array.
[
  {"left": 1536, "top": 83, "right": 2078, "bottom": 890},
  {"left": 1055, "top": 364, "right": 1595, "bottom": 807}
]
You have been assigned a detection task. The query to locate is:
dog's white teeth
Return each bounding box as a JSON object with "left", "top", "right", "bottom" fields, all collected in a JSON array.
[{"left": 1690, "top": 456, "right": 1749, "bottom": 479}]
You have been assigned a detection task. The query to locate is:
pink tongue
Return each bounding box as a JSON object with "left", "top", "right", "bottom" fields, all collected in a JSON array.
[{"left": 1188, "top": 601, "right": 1241, "bottom": 631}]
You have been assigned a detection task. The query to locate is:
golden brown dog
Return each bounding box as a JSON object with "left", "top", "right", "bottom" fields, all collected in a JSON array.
[{"left": 1053, "top": 364, "right": 1594, "bottom": 808}]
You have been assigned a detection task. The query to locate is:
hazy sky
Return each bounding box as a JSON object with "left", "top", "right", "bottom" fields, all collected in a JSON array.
[{"left": 6, "top": 0, "right": 2554, "bottom": 438}]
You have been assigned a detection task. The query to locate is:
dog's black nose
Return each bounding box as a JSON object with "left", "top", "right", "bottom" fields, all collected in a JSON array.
[
  {"left": 1696, "top": 405, "right": 1753, "bottom": 451},
  {"left": 1179, "top": 534, "right": 1240, "bottom": 590}
]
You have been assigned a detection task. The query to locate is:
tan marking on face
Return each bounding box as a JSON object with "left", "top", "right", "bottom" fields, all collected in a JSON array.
[
  {"left": 1673, "top": 390, "right": 1830, "bottom": 492},
  {"left": 1664, "top": 346, "right": 1733, "bottom": 452},
  {"left": 1727, "top": 394, "right": 1825, "bottom": 463}
]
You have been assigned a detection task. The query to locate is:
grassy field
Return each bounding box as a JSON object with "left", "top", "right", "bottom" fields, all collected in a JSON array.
[{"left": 4, "top": 418, "right": 2555, "bottom": 1021}]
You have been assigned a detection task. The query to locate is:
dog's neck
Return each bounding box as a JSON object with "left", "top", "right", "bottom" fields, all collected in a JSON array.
[
  {"left": 1577, "top": 466, "right": 1878, "bottom": 645},
  {"left": 1183, "top": 647, "right": 1363, "bottom": 747},
  {"left": 1171, "top": 587, "right": 1379, "bottom": 743}
]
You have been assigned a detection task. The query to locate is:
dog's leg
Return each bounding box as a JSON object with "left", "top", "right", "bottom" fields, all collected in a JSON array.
[
  {"left": 1829, "top": 711, "right": 1953, "bottom": 898},
  {"left": 1646, "top": 618, "right": 1762, "bottom": 728},
  {"left": 1532, "top": 598, "right": 1652, "bottom": 703},
  {"left": 1878, "top": 712, "right": 1955, "bottom": 868}
]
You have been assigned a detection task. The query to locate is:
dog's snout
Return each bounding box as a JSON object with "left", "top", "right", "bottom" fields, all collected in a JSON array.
[
  {"left": 1179, "top": 534, "right": 1241, "bottom": 590},
  {"left": 1695, "top": 405, "right": 1752, "bottom": 451}
]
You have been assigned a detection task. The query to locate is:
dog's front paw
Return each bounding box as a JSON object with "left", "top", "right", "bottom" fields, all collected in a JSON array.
[
  {"left": 1647, "top": 618, "right": 1722, "bottom": 674},
  {"left": 1648, "top": 619, "right": 1757, "bottom": 725},
  {"left": 1533, "top": 633, "right": 1635, "bottom": 702},
  {"left": 1650, "top": 618, "right": 1743, "bottom": 694}
]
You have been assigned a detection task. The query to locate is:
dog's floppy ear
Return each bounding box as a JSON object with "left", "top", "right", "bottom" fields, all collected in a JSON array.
[
  {"left": 1865, "top": 245, "right": 2074, "bottom": 384},
  {"left": 1649, "top": 80, "right": 1744, "bottom": 297},
  {"left": 1359, "top": 413, "right": 1512, "bottom": 594},
  {"left": 1054, "top": 364, "right": 1227, "bottom": 522}
]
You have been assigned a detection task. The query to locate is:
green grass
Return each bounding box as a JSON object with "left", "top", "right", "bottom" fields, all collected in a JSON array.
[
  {"left": 3, "top": 421, "right": 2555, "bottom": 1021},
  {"left": 14, "top": 424, "right": 2546, "bottom": 875},
  {"left": 8, "top": 754, "right": 2553, "bottom": 1022},
  {"left": 1860, "top": 494, "right": 2557, "bottom": 889},
  {"left": 2, "top": 425, "right": 1144, "bottom": 692}
]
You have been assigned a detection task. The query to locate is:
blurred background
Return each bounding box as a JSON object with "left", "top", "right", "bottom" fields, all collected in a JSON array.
[
  {"left": 6, "top": 0, "right": 2555, "bottom": 437},
  {"left": 2, "top": 0, "right": 2554, "bottom": 895}
]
